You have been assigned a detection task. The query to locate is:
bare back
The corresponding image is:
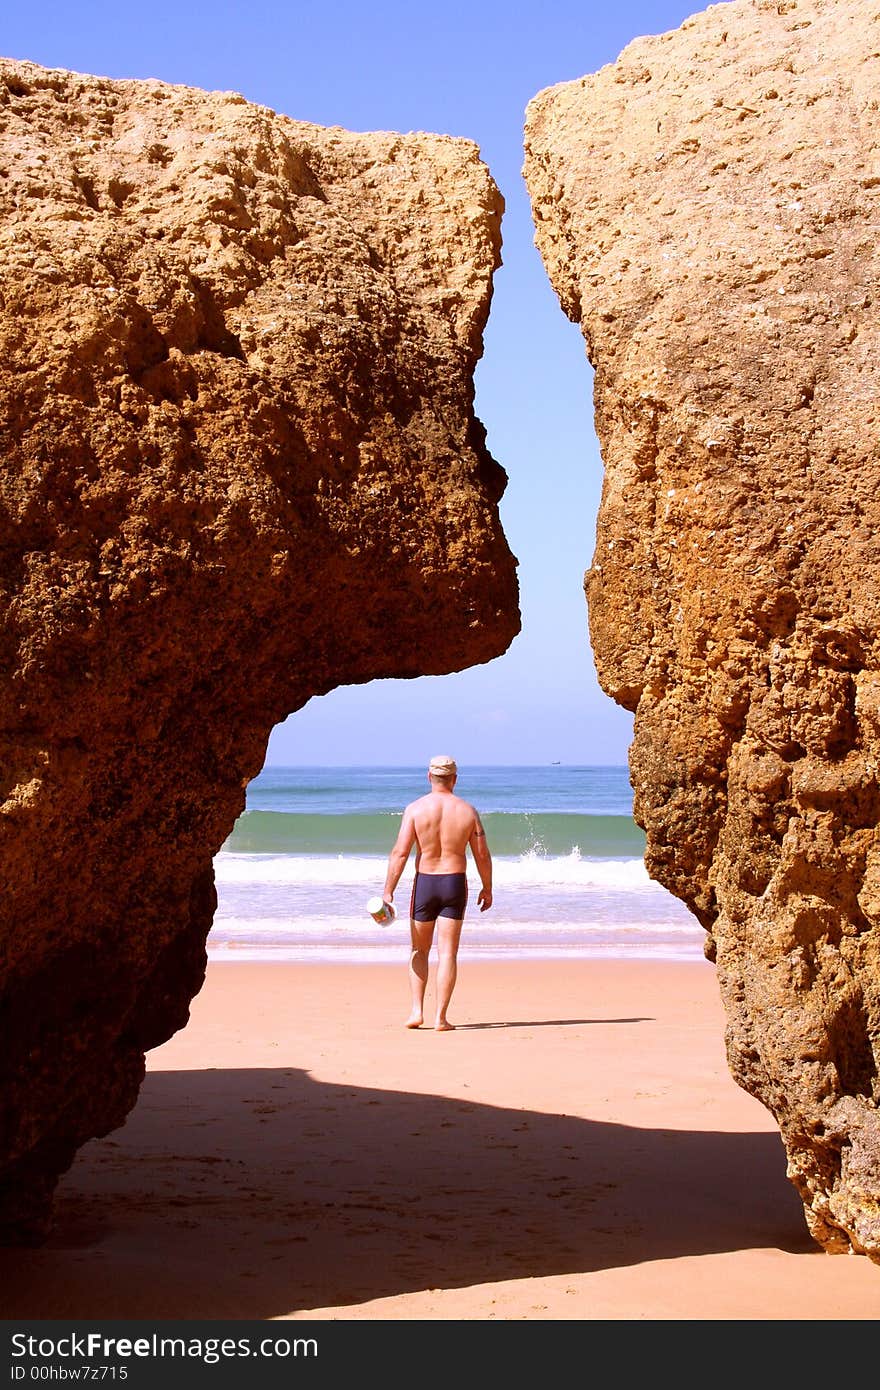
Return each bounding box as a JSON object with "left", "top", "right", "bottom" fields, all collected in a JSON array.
[{"left": 405, "top": 791, "right": 479, "bottom": 873}]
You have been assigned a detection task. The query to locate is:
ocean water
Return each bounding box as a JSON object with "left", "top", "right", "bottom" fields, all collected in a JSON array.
[{"left": 209, "top": 765, "right": 704, "bottom": 962}]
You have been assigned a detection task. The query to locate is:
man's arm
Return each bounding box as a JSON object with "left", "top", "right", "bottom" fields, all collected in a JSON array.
[
  {"left": 469, "top": 812, "right": 493, "bottom": 912},
  {"left": 383, "top": 805, "right": 416, "bottom": 905}
]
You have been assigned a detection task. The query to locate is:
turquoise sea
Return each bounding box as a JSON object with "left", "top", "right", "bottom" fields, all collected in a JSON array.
[{"left": 209, "top": 765, "right": 704, "bottom": 962}]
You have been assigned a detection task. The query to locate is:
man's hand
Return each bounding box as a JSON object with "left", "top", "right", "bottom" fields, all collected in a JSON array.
[{"left": 478, "top": 887, "right": 492, "bottom": 912}]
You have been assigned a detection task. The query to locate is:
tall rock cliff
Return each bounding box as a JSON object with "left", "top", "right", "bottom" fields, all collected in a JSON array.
[
  {"left": 0, "top": 59, "right": 519, "bottom": 1238},
  {"left": 525, "top": 0, "right": 880, "bottom": 1259}
]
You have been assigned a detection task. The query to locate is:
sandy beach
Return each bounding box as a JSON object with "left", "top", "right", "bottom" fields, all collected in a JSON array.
[{"left": 3, "top": 957, "right": 879, "bottom": 1322}]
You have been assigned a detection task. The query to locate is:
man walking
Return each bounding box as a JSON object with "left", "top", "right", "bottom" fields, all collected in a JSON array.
[{"left": 383, "top": 755, "right": 492, "bottom": 1031}]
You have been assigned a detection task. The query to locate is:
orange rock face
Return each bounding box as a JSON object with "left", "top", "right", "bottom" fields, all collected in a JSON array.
[
  {"left": 0, "top": 60, "right": 519, "bottom": 1238},
  {"left": 525, "top": 0, "right": 880, "bottom": 1259}
]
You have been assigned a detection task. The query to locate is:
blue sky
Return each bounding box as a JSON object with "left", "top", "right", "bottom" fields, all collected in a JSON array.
[{"left": 6, "top": 1, "right": 722, "bottom": 766}]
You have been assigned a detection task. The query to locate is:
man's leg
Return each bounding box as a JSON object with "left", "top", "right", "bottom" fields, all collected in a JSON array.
[
  {"left": 407, "top": 918, "right": 435, "bottom": 1028},
  {"left": 434, "top": 916, "right": 463, "bottom": 1031}
]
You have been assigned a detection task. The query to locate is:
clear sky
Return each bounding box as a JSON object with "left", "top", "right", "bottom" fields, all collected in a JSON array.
[{"left": 6, "top": 1, "right": 724, "bottom": 766}]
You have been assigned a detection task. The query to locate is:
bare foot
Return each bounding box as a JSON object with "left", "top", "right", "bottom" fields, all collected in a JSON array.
[
  {"left": 435, "top": 1019, "right": 455, "bottom": 1032},
  {"left": 405, "top": 1013, "right": 423, "bottom": 1029}
]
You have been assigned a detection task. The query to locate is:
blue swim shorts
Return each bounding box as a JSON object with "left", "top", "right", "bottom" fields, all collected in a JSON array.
[{"left": 411, "top": 871, "right": 468, "bottom": 922}]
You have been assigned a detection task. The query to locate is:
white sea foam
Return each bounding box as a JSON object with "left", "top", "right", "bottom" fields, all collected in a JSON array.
[
  {"left": 207, "top": 941, "right": 703, "bottom": 963},
  {"left": 209, "top": 914, "right": 701, "bottom": 939},
  {"left": 206, "top": 909, "right": 705, "bottom": 966},
  {"left": 210, "top": 838, "right": 703, "bottom": 962},
  {"left": 213, "top": 849, "right": 656, "bottom": 893}
]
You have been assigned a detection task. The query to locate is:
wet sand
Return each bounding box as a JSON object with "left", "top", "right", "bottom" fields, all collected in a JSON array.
[{"left": 3, "top": 958, "right": 879, "bottom": 1320}]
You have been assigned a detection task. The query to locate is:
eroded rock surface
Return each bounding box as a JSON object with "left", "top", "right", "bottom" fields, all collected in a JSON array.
[
  {"left": 525, "top": 0, "right": 880, "bottom": 1258},
  {"left": 0, "top": 59, "right": 519, "bottom": 1238}
]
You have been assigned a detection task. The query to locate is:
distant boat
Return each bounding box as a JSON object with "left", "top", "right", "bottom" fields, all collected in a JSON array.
[{"left": 551, "top": 760, "right": 561, "bottom": 765}]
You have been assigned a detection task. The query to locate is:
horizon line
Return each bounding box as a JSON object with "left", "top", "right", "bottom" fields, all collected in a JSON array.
[{"left": 258, "top": 761, "right": 632, "bottom": 770}]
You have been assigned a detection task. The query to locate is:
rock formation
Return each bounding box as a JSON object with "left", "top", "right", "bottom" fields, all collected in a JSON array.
[
  {"left": 525, "top": 0, "right": 880, "bottom": 1259},
  {"left": 0, "top": 59, "right": 519, "bottom": 1239}
]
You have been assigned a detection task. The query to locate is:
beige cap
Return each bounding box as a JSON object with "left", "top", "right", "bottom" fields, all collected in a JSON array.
[{"left": 428, "top": 754, "right": 457, "bottom": 776}]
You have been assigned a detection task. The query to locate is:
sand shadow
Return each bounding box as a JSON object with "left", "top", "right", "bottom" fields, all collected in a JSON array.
[
  {"left": 0, "top": 1064, "right": 814, "bottom": 1318},
  {"left": 455, "top": 1017, "right": 652, "bottom": 1030}
]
